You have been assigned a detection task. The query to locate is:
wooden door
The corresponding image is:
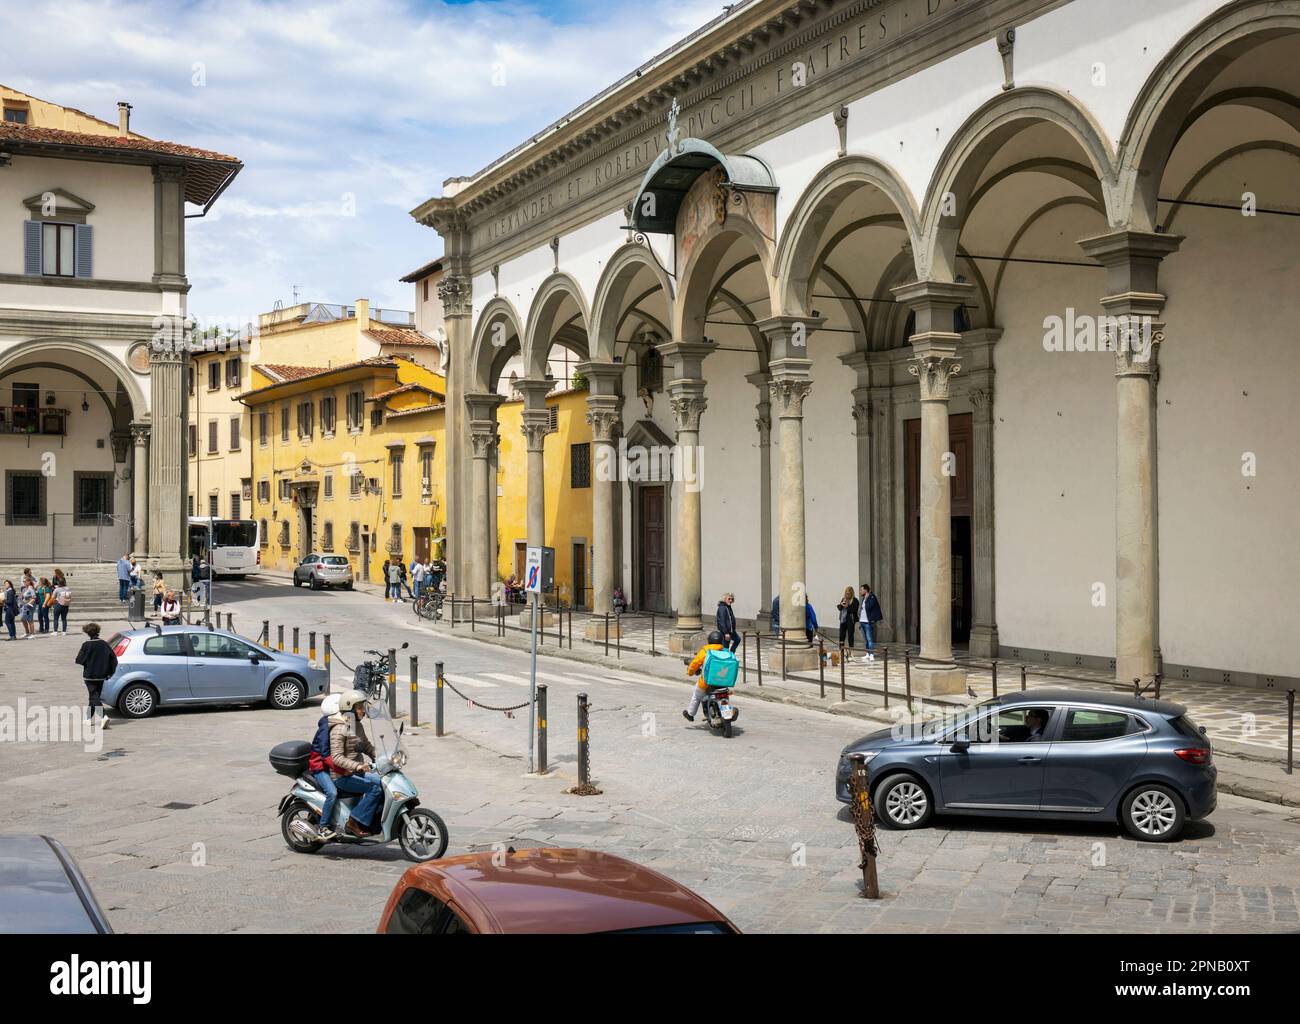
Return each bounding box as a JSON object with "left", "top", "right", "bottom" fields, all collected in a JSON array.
[{"left": 639, "top": 485, "right": 666, "bottom": 613}]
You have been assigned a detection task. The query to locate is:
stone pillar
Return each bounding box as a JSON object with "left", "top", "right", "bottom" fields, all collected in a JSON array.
[
  {"left": 146, "top": 343, "right": 189, "bottom": 590},
  {"left": 465, "top": 393, "right": 504, "bottom": 600},
  {"left": 130, "top": 422, "right": 150, "bottom": 556},
  {"left": 578, "top": 361, "right": 623, "bottom": 641},
  {"left": 968, "top": 387, "right": 999, "bottom": 658},
  {"left": 870, "top": 381, "right": 897, "bottom": 643},
  {"left": 437, "top": 273, "right": 473, "bottom": 593},
  {"left": 1079, "top": 229, "right": 1182, "bottom": 686},
  {"left": 746, "top": 371, "right": 773, "bottom": 627},
  {"left": 659, "top": 341, "right": 712, "bottom": 653},
  {"left": 892, "top": 280, "right": 972, "bottom": 696},
  {"left": 152, "top": 165, "right": 187, "bottom": 290},
  {"left": 515, "top": 378, "right": 555, "bottom": 626}
]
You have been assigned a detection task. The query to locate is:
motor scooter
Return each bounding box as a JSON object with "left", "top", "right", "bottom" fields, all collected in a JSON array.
[
  {"left": 681, "top": 657, "right": 740, "bottom": 737},
  {"left": 271, "top": 649, "right": 448, "bottom": 862}
]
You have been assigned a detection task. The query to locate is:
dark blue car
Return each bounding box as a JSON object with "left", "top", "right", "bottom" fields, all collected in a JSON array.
[{"left": 837, "top": 689, "right": 1216, "bottom": 842}]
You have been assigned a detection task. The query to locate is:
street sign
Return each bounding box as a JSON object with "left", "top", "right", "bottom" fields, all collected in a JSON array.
[{"left": 525, "top": 547, "right": 542, "bottom": 593}]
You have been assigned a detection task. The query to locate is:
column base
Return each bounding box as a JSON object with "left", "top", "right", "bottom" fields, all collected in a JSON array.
[
  {"left": 969, "top": 624, "right": 999, "bottom": 659},
  {"left": 668, "top": 629, "right": 705, "bottom": 655},
  {"left": 518, "top": 610, "right": 556, "bottom": 629},
  {"left": 780, "top": 644, "right": 822, "bottom": 672},
  {"left": 911, "top": 663, "right": 968, "bottom": 697},
  {"left": 584, "top": 618, "right": 622, "bottom": 641}
]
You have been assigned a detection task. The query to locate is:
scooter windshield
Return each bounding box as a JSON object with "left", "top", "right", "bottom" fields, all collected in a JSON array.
[{"left": 365, "top": 700, "right": 405, "bottom": 762}]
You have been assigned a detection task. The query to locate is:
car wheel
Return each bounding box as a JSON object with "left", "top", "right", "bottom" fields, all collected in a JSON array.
[
  {"left": 1121, "top": 784, "right": 1185, "bottom": 842},
  {"left": 117, "top": 682, "right": 158, "bottom": 719},
  {"left": 398, "top": 807, "right": 449, "bottom": 862},
  {"left": 292, "top": 575, "right": 301, "bottom": 588},
  {"left": 269, "top": 675, "right": 306, "bottom": 710},
  {"left": 344, "top": 582, "right": 353, "bottom": 591},
  {"left": 874, "top": 773, "right": 933, "bottom": 830}
]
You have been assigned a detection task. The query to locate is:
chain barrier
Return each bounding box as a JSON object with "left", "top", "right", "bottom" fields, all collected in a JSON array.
[{"left": 440, "top": 675, "right": 530, "bottom": 717}]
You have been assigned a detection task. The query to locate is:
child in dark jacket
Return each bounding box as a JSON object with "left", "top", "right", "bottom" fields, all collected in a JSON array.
[{"left": 74, "top": 622, "right": 118, "bottom": 727}]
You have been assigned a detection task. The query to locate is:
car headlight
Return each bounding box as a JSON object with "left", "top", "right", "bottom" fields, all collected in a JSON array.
[{"left": 841, "top": 749, "right": 880, "bottom": 766}]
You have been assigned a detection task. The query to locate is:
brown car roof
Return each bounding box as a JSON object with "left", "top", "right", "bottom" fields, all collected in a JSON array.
[{"left": 400, "top": 848, "right": 734, "bottom": 934}]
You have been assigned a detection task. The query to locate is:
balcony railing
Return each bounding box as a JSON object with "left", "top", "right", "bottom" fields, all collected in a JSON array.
[{"left": 0, "top": 406, "right": 69, "bottom": 436}]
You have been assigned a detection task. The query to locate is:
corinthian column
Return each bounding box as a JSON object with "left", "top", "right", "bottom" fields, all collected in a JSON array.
[
  {"left": 968, "top": 387, "right": 999, "bottom": 658},
  {"left": 130, "top": 422, "right": 150, "bottom": 556},
  {"left": 892, "top": 280, "right": 972, "bottom": 696},
  {"left": 465, "top": 393, "right": 504, "bottom": 600},
  {"left": 578, "top": 360, "right": 623, "bottom": 640},
  {"left": 515, "top": 377, "right": 555, "bottom": 624},
  {"left": 1079, "top": 229, "right": 1181, "bottom": 686},
  {"left": 659, "top": 340, "right": 712, "bottom": 653},
  {"left": 437, "top": 271, "right": 473, "bottom": 595},
  {"left": 147, "top": 336, "right": 189, "bottom": 591},
  {"left": 745, "top": 371, "right": 773, "bottom": 627}
]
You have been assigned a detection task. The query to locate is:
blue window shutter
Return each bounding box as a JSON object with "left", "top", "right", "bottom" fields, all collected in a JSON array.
[
  {"left": 23, "top": 220, "right": 41, "bottom": 275},
  {"left": 74, "top": 224, "right": 94, "bottom": 278}
]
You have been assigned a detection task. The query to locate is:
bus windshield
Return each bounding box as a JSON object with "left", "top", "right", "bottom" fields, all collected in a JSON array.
[{"left": 211, "top": 521, "right": 258, "bottom": 548}]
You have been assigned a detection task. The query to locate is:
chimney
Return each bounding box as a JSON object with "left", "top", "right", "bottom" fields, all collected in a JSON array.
[
  {"left": 356, "top": 298, "right": 370, "bottom": 333},
  {"left": 117, "top": 101, "right": 132, "bottom": 137}
]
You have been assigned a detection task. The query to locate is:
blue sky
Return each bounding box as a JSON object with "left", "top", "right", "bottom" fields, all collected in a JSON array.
[{"left": 0, "top": 0, "right": 725, "bottom": 326}]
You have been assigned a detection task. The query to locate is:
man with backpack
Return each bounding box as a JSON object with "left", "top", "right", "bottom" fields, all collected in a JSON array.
[
  {"left": 308, "top": 693, "right": 342, "bottom": 840},
  {"left": 681, "top": 630, "right": 738, "bottom": 722}
]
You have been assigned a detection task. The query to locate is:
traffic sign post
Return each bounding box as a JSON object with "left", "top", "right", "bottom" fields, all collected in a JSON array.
[{"left": 524, "top": 546, "right": 546, "bottom": 774}]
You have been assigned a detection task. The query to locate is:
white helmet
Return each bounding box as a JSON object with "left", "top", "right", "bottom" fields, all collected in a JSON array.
[
  {"left": 321, "top": 692, "right": 341, "bottom": 716},
  {"left": 338, "top": 690, "right": 367, "bottom": 713}
]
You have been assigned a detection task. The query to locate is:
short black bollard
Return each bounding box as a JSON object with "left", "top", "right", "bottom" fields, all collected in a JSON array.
[
  {"left": 470, "top": 596, "right": 476, "bottom": 633},
  {"left": 292, "top": 627, "right": 299, "bottom": 655},
  {"left": 387, "top": 648, "right": 397, "bottom": 717},
  {"left": 1021, "top": 664, "right": 1027, "bottom": 691},
  {"left": 1287, "top": 689, "right": 1295, "bottom": 776},
  {"left": 741, "top": 631, "right": 748, "bottom": 685},
  {"left": 755, "top": 631, "right": 763, "bottom": 687},
  {"left": 409, "top": 655, "right": 419, "bottom": 727},
  {"left": 883, "top": 647, "right": 890, "bottom": 708},
  {"left": 324, "top": 633, "right": 331, "bottom": 686},
  {"left": 991, "top": 660, "right": 998, "bottom": 699},
  {"left": 650, "top": 612, "right": 656, "bottom": 654},
  {"left": 818, "top": 636, "right": 825, "bottom": 698},
  {"left": 309, "top": 631, "right": 317, "bottom": 664},
  {"left": 261, "top": 619, "right": 269, "bottom": 646},
  {"left": 450, "top": 593, "right": 456, "bottom": 628},
  {"left": 537, "top": 683, "right": 548, "bottom": 775},
  {"left": 904, "top": 650, "right": 912, "bottom": 712},
  {"left": 572, "top": 692, "right": 600, "bottom": 794},
  {"left": 603, "top": 613, "right": 610, "bottom": 658},
  {"left": 277, "top": 624, "right": 284, "bottom": 652},
  {"left": 840, "top": 642, "right": 846, "bottom": 702},
  {"left": 435, "top": 660, "right": 445, "bottom": 737}
]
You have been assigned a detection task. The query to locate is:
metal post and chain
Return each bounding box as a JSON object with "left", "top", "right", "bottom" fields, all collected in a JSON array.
[
  {"left": 387, "top": 647, "right": 397, "bottom": 718},
  {"left": 904, "top": 650, "right": 913, "bottom": 713},
  {"left": 1287, "top": 689, "right": 1295, "bottom": 776},
  {"left": 570, "top": 693, "right": 601, "bottom": 796},
  {"left": 847, "top": 753, "right": 881, "bottom": 899},
  {"left": 409, "top": 655, "right": 419, "bottom": 727},
  {"left": 435, "top": 660, "right": 445, "bottom": 737},
  {"left": 324, "top": 633, "right": 331, "bottom": 686},
  {"left": 537, "top": 684, "right": 548, "bottom": 775},
  {"left": 292, "top": 627, "right": 299, "bottom": 655},
  {"left": 882, "top": 647, "right": 890, "bottom": 708}
]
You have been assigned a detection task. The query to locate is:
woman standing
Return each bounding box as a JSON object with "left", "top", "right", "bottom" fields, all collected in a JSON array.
[
  {"left": 51, "top": 577, "right": 72, "bottom": 636},
  {"left": 19, "top": 579, "right": 38, "bottom": 638},
  {"left": 2, "top": 580, "right": 17, "bottom": 641},
  {"left": 836, "top": 585, "right": 860, "bottom": 653},
  {"left": 37, "top": 577, "right": 52, "bottom": 634},
  {"left": 152, "top": 572, "right": 166, "bottom": 613}
]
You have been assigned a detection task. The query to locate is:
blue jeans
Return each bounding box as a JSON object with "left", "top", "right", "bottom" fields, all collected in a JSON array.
[
  {"left": 52, "top": 605, "right": 69, "bottom": 632},
  {"left": 37, "top": 605, "right": 49, "bottom": 632},
  {"left": 313, "top": 771, "right": 339, "bottom": 830},
  {"left": 859, "top": 621, "right": 876, "bottom": 653},
  {"left": 334, "top": 772, "right": 384, "bottom": 829},
  {"left": 3, "top": 610, "right": 14, "bottom": 639},
  {"left": 118, "top": 579, "right": 130, "bottom": 601}
]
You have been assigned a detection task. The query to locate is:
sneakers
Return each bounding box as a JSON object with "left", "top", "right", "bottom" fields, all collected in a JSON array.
[
  {"left": 317, "top": 826, "right": 338, "bottom": 841},
  {"left": 867, "top": 652, "right": 875, "bottom": 662},
  {"left": 681, "top": 710, "right": 695, "bottom": 723}
]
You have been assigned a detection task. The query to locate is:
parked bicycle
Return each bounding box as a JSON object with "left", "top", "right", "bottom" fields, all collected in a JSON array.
[{"left": 413, "top": 591, "right": 444, "bottom": 622}]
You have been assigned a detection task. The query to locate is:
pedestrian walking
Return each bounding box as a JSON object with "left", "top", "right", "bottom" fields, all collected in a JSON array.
[
  {"left": 397, "top": 560, "right": 415, "bottom": 600},
  {"left": 51, "top": 578, "right": 72, "bottom": 635},
  {"left": 37, "top": 577, "right": 52, "bottom": 634},
  {"left": 74, "top": 622, "right": 117, "bottom": 729},
  {"left": 858, "top": 583, "right": 883, "bottom": 663},
  {"left": 381, "top": 558, "right": 392, "bottom": 600},
  {"left": 837, "top": 585, "right": 859, "bottom": 652},
  {"left": 2, "top": 580, "right": 18, "bottom": 641},
  {"left": 152, "top": 572, "right": 166, "bottom": 612},
  {"left": 715, "top": 592, "right": 741, "bottom": 652},
  {"left": 386, "top": 560, "right": 405, "bottom": 603},
  {"left": 804, "top": 600, "right": 818, "bottom": 642},
  {"left": 19, "top": 579, "right": 37, "bottom": 638},
  {"left": 116, "top": 553, "right": 132, "bottom": 603}
]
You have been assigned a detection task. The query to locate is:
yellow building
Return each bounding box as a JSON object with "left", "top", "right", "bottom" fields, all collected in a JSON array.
[
  {"left": 187, "top": 298, "right": 442, "bottom": 527},
  {"left": 241, "top": 357, "right": 446, "bottom": 585},
  {"left": 495, "top": 386, "right": 594, "bottom": 608}
]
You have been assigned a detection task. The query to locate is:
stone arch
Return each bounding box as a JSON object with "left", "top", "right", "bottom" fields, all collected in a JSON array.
[
  {"left": 589, "top": 242, "right": 675, "bottom": 363},
  {"left": 469, "top": 296, "right": 525, "bottom": 393},
  {"left": 0, "top": 336, "right": 147, "bottom": 416},
  {"left": 672, "top": 216, "right": 776, "bottom": 344},
  {"left": 919, "top": 86, "right": 1120, "bottom": 282},
  {"left": 522, "top": 272, "right": 591, "bottom": 380},
  {"left": 774, "top": 154, "right": 923, "bottom": 319},
  {"left": 1118, "top": 0, "right": 1300, "bottom": 231},
  {"left": 1160, "top": 140, "right": 1300, "bottom": 232}
]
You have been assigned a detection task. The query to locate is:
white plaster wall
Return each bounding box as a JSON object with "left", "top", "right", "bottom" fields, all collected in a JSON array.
[
  {"left": 993, "top": 236, "right": 1117, "bottom": 659},
  {"left": 1157, "top": 185, "right": 1300, "bottom": 677},
  {"left": 750, "top": 113, "right": 838, "bottom": 243}
]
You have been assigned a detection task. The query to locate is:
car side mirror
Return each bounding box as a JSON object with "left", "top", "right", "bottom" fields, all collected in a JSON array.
[
  {"left": 247, "top": 651, "right": 260, "bottom": 663},
  {"left": 398, "top": 722, "right": 405, "bottom": 736},
  {"left": 949, "top": 737, "right": 971, "bottom": 753}
]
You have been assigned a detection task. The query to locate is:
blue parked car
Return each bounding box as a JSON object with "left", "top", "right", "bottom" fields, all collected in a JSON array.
[
  {"left": 836, "top": 689, "right": 1216, "bottom": 842},
  {"left": 0, "top": 835, "right": 112, "bottom": 934},
  {"left": 103, "top": 625, "right": 329, "bottom": 719}
]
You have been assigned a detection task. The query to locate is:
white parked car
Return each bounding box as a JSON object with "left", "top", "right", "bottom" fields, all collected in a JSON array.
[{"left": 293, "top": 554, "right": 354, "bottom": 590}]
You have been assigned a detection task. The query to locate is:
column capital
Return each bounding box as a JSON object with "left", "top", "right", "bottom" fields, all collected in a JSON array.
[
  {"left": 130, "top": 421, "right": 152, "bottom": 446},
  {"left": 851, "top": 397, "right": 872, "bottom": 437},
  {"left": 585, "top": 393, "right": 622, "bottom": 443},
  {"left": 969, "top": 386, "right": 995, "bottom": 421},
  {"left": 659, "top": 340, "right": 714, "bottom": 382},
  {"left": 520, "top": 412, "right": 550, "bottom": 453},
  {"left": 514, "top": 376, "right": 556, "bottom": 413},
  {"left": 666, "top": 379, "right": 708, "bottom": 433},
  {"left": 437, "top": 273, "right": 473, "bottom": 319},
  {"left": 574, "top": 360, "right": 623, "bottom": 398},
  {"left": 469, "top": 424, "right": 498, "bottom": 459},
  {"left": 768, "top": 357, "right": 814, "bottom": 418},
  {"left": 1111, "top": 321, "right": 1165, "bottom": 380},
  {"left": 754, "top": 315, "right": 826, "bottom": 362},
  {"left": 908, "top": 336, "right": 962, "bottom": 402}
]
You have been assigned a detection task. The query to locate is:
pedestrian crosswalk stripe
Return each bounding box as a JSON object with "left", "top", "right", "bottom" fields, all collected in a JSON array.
[
  {"left": 481, "top": 672, "right": 532, "bottom": 687},
  {"left": 534, "top": 671, "right": 587, "bottom": 686},
  {"left": 441, "top": 675, "right": 498, "bottom": 689},
  {"left": 563, "top": 670, "right": 677, "bottom": 690}
]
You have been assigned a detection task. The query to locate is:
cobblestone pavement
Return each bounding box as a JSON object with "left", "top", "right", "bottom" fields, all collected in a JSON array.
[{"left": 3, "top": 578, "right": 1298, "bottom": 934}]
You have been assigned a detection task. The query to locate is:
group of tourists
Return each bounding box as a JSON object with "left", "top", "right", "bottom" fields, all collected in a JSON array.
[
  {"left": 383, "top": 557, "right": 445, "bottom": 603},
  {"left": 2, "top": 568, "right": 73, "bottom": 640},
  {"left": 748, "top": 583, "right": 886, "bottom": 664}
]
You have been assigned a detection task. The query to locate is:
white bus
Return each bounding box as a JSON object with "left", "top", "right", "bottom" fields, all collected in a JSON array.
[{"left": 188, "top": 518, "right": 261, "bottom": 578}]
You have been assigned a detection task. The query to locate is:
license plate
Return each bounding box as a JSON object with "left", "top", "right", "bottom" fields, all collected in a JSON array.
[{"left": 719, "top": 704, "right": 735, "bottom": 720}]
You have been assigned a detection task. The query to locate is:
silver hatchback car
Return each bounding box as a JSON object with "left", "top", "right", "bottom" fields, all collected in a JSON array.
[
  {"left": 293, "top": 553, "right": 354, "bottom": 590},
  {"left": 102, "top": 625, "right": 329, "bottom": 719}
]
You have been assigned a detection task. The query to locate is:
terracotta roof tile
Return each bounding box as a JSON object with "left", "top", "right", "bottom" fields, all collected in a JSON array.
[
  {"left": 257, "top": 364, "right": 328, "bottom": 383},
  {"left": 242, "top": 358, "right": 397, "bottom": 399},
  {"left": 366, "top": 326, "right": 442, "bottom": 349},
  {"left": 369, "top": 382, "right": 446, "bottom": 402}
]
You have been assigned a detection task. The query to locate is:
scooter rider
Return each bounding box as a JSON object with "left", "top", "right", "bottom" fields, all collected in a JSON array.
[
  {"left": 309, "top": 693, "right": 342, "bottom": 840},
  {"left": 682, "top": 630, "right": 725, "bottom": 722},
  {"left": 330, "top": 691, "right": 384, "bottom": 837}
]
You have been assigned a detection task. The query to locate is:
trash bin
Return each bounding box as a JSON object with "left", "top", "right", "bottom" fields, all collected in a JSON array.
[{"left": 128, "top": 586, "right": 145, "bottom": 620}]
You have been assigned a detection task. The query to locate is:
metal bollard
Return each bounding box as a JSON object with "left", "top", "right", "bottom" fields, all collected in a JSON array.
[
  {"left": 818, "top": 636, "right": 825, "bottom": 698},
  {"left": 904, "top": 650, "right": 912, "bottom": 712},
  {"left": 309, "top": 631, "right": 317, "bottom": 664},
  {"left": 409, "top": 655, "right": 419, "bottom": 727},
  {"left": 262, "top": 619, "right": 269, "bottom": 646},
  {"left": 450, "top": 593, "right": 456, "bottom": 628},
  {"left": 615, "top": 616, "right": 621, "bottom": 659},
  {"left": 324, "top": 633, "right": 331, "bottom": 685},
  {"left": 292, "top": 627, "right": 299, "bottom": 655},
  {"left": 435, "top": 660, "right": 445, "bottom": 738},
  {"left": 604, "top": 613, "right": 610, "bottom": 658},
  {"left": 781, "top": 634, "right": 788, "bottom": 681},
  {"left": 840, "top": 642, "right": 846, "bottom": 702},
  {"left": 1021, "top": 665, "right": 1027, "bottom": 691},
  {"left": 1286, "top": 689, "right": 1295, "bottom": 776},
  {"left": 741, "top": 632, "right": 748, "bottom": 686},
  {"left": 882, "top": 647, "right": 890, "bottom": 708},
  {"left": 387, "top": 648, "right": 397, "bottom": 717},
  {"left": 991, "top": 660, "right": 998, "bottom": 699},
  {"left": 277, "top": 624, "right": 284, "bottom": 652},
  {"left": 576, "top": 693, "right": 590, "bottom": 789},
  {"left": 537, "top": 684, "right": 548, "bottom": 775},
  {"left": 755, "top": 630, "right": 763, "bottom": 687},
  {"left": 650, "top": 612, "right": 655, "bottom": 655},
  {"left": 847, "top": 753, "right": 881, "bottom": 900},
  {"left": 470, "top": 597, "right": 476, "bottom": 633},
  {"left": 557, "top": 602, "right": 562, "bottom": 646}
]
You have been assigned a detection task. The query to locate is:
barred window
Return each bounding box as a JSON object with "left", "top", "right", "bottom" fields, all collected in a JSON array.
[
  {"left": 322, "top": 521, "right": 334, "bottom": 550},
  {"left": 347, "top": 522, "right": 360, "bottom": 552},
  {"left": 390, "top": 448, "right": 404, "bottom": 497},
  {"left": 279, "top": 520, "right": 289, "bottom": 546},
  {"left": 259, "top": 519, "right": 269, "bottom": 546},
  {"left": 570, "top": 443, "right": 591, "bottom": 489}
]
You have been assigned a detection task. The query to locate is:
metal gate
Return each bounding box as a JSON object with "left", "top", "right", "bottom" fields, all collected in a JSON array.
[{"left": 0, "top": 513, "right": 133, "bottom": 562}]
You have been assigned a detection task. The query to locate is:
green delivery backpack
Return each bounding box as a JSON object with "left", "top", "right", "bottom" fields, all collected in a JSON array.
[{"left": 701, "top": 648, "right": 739, "bottom": 689}]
